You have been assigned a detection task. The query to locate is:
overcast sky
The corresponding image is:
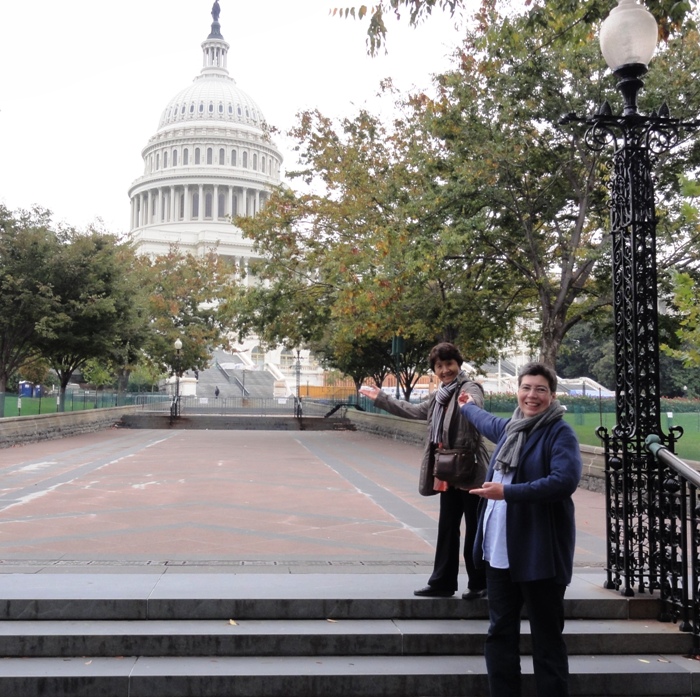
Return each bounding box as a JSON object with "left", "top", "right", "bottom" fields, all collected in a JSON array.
[{"left": 0, "top": 1, "right": 467, "bottom": 233}]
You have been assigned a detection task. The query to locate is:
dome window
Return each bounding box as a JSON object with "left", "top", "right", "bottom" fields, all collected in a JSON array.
[
  {"left": 245, "top": 107, "right": 250, "bottom": 118},
  {"left": 209, "top": 103, "right": 214, "bottom": 114},
  {"left": 190, "top": 103, "right": 195, "bottom": 114},
  {"left": 219, "top": 148, "right": 225, "bottom": 165},
  {"left": 163, "top": 151, "right": 168, "bottom": 168},
  {"left": 231, "top": 149, "right": 237, "bottom": 166},
  {"left": 199, "top": 103, "right": 204, "bottom": 113},
  {"left": 195, "top": 148, "right": 201, "bottom": 165},
  {"left": 156, "top": 153, "right": 160, "bottom": 170},
  {"left": 205, "top": 192, "right": 213, "bottom": 219},
  {"left": 242, "top": 152, "right": 248, "bottom": 168},
  {"left": 181, "top": 105, "right": 185, "bottom": 115},
  {"left": 172, "top": 149, "right": 178, "bottom": 167},
  {"left": 252, "top": 153, "right": 258, "bottom": 170},
  {"left": 218, "top": 103, "right": 223, "bottom": 114},
  {"left": 228, "top": 104, "right": 233, "bottom": 115},
  {"left": 183, "top": 148, "right": 189, "bottom": 165},
  {"left": 262, "top": 156, "right": 266, "bottom": 172},
  {"left": 206, "top": 148, "right": 213, "bottom": 165},
  {"left": 237, "top": 106, "right": 242, "bottom": 116}
]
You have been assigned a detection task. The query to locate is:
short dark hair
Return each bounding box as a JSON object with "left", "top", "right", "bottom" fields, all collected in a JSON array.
[
  {"left": 518, "top": 362, "right": 557, "bottom": 392},
  {"left": 429, "top": 342, "right": 464, "bottom": 371}
]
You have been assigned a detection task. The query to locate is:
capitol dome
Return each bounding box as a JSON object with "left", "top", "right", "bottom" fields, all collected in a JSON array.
[
  {"left": 128, "top": 3, "right": 283, "bottom": 263},
  {"left": 158, "top": 77, "right": 265, "bottom": 131}
]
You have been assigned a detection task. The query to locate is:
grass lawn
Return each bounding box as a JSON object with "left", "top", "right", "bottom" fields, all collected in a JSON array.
[{"left": 494, "top": 411, "right": 700, "bottom": 463}]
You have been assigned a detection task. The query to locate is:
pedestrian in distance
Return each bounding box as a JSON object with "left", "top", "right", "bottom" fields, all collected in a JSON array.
[
  {"left": 214, "top": 386, "right": 220, "bottom": 398},
  {"left": 359, "top": 342, "right": 488, "bottom": 600},
  {"left": 458, "top": 361, "right": 582, "bottom": 697}
]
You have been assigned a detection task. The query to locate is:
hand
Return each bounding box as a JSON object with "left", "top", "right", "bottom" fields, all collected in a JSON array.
[
  {"left": 469, "top": 482, "right": 505, "bottom": 500},
  {"left": 458, "top": 392, "right": 473, "bottom": 406},
  {"left": 359, "top": 385, "right": 380, "bottom": 401}
]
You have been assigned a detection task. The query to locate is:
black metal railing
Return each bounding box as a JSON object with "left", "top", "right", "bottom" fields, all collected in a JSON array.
[
  {"left": 147, "top": 395, "right": 305, "bottom": 417},
  {"left": 646, "top": 433, "right": 700, "bottom": 655}
]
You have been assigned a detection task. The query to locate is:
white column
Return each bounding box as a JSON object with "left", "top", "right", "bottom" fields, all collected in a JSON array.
[
  {"left": 170, "top": 186, "right": 176, "bottom": 221},
  {"left": 198, "top": 184, "right": 204, "bottom": 221},
  {"left": 230, "top": 186, "right": 235, "bottom": 218},
  {"left": 255, "top": 190, "right": 260, "bottom": 216},
  {"left": 184, "top": 185, "right": 190, "bottom": 221},
  {"left": 214, "top": 184, "right": 219, "bottom": 219},
  {"left": 243, "top": 257, "right": 251, "bottom": 286}
]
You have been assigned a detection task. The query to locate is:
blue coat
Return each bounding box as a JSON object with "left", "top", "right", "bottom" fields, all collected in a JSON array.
[{"left": 461, "top": 404, "right": 582, "bottom": 585}]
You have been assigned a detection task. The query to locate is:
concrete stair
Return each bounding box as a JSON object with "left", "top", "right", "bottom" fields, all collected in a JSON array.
[
  {"left": 0, "top": 572, "right": 697, "bottom": 696},
  {"left": 199, "top": 350, "right": 276, "bottom": 400}
]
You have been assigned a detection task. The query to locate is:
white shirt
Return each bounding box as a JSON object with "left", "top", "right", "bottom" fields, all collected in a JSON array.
[{"left": 482, "top": 468, "right": 514, "bottom": 569}]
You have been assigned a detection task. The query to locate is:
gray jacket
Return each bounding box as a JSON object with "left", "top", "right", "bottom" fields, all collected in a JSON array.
[{"left": 374, "top": 371, "right": 487, "bottom": 496}]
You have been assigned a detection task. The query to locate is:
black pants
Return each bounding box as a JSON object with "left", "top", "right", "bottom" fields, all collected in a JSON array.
[
  {"left": 484, "top": 564, "right": 569, "bottom": 697},
  {"left": 427, "top": 487, "right": 486, "bottom": 592}
]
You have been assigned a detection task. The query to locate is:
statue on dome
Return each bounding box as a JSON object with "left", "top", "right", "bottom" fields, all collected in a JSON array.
[{"left": 211, "top": 1, "right": 221, "bottom": 22}]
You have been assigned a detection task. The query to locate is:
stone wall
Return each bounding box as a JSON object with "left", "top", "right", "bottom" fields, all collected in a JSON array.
[
  {"left": 121, "top": 414, "right": 348, "bottom": 431},
  {"left": 0, "top": 406, "right": 144, "bottom": 449}
]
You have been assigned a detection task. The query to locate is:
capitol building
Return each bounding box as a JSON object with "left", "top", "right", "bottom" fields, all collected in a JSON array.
[
  {"left": 128, "top": 3, "right": 319, "bottom": 398},
  {"left": 128, "top": 4, "right": 281, "bottom": 269}
]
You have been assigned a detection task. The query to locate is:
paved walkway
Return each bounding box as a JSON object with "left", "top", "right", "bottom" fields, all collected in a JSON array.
[{"left": 0, "top": 428, "right": 607, "bottom": 578}]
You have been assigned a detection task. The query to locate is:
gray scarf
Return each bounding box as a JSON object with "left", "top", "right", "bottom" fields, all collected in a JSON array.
[
  {"left": 430, "top": 379, "right": 459, "bottom": 445},
  {"left": 495, "top": 400, "right": 566, "bottom": 474}
]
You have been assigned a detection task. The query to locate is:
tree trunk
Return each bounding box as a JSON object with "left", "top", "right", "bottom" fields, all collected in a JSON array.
[{"left": 0, "top": 374, "right": 6, "bottom": 417}]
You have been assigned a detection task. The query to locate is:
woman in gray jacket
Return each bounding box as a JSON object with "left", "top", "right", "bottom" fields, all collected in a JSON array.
[{"left": 360, "top": 342, "right": 487, "bottom": 599}]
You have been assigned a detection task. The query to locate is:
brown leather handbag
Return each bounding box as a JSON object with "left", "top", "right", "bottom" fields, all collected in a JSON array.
[{"left": 433, "top": 447, "right": 479, "bottom": 487}]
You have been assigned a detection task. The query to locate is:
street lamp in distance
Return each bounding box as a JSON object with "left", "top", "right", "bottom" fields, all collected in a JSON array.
[{"left": 174, "top": 338, "right": 183, "bottom": 418}]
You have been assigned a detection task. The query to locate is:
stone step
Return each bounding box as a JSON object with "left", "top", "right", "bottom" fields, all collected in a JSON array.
[
  {"left": 0, "top": 618, "right": 691, "bottom": 658},
  {"left": 0, "top": 572, "right": 660, "bottom": 621},
  {"left": 0, "top": 594, "right": 657, "bottom": 621},
  {"left": 0, "top": 653, "right": 697, "bottom": 697}
]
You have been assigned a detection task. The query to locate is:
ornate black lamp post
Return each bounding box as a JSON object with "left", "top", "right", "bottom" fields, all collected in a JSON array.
[
  {"left": 174, "top": 338, "right": 183, "bottom": 418},
  {"left": 562, "top": 0, "right": 698, "bottom": 597}
]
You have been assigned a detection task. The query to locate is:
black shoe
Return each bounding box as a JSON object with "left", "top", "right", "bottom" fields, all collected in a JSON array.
[
  {"left": 413, "top": 585, "right": 454, "bottom": 598},
  {"left": 461, "top": 588, "right": 487, "bottom": 600}
]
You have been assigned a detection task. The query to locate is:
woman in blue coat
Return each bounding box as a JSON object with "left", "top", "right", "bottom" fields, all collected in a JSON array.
[{"left": 459, "top": 362, "right": 582, "bottom": 697}]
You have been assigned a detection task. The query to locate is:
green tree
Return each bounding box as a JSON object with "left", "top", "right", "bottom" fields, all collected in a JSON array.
[
  {"left": 82, "top": 358, "right": 116, "bottom": 390},
  {"left": 17, "top": 356, "right": 54, "bottom": 392},
  {"left": 236, "top": 105, "right": 522, "bottom": 378},
  {"left": 557, "top": 321, "right": 615, "bottom": 388},
  {"left": 127, "top": 359, "right": 165, "bottom": 393},
  {"left": 333, "top": 0, "right": 696, "bottom": 55},
  {"left": 416, "top": 2, "right": 700, "bottom": 368},
  {"left": 0, "top": 205, "right": 61, "bottom": 416},
  {"left": 242, "top": 2, "right": 700, "bottom": 378},
  {"left": 137, "top": 247, "right": 240, "bottom": 379},
  {"left": 35, "top": 228, "right": 145, "bottom": 411}
]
